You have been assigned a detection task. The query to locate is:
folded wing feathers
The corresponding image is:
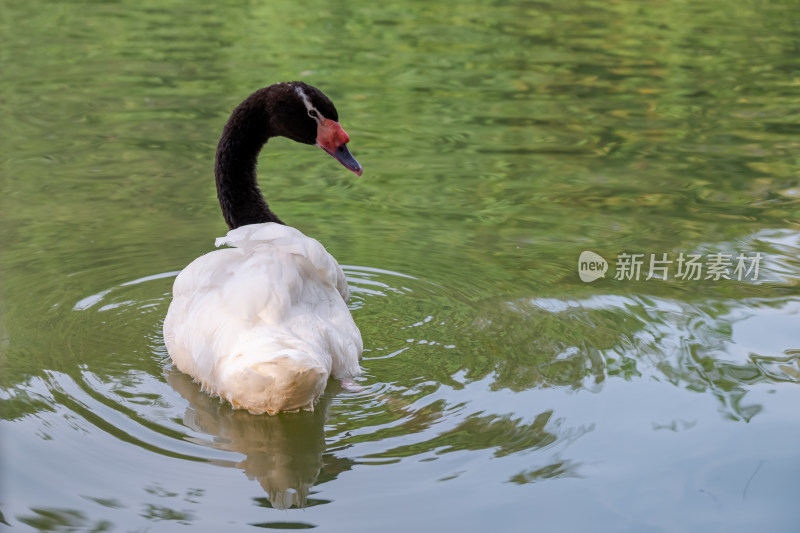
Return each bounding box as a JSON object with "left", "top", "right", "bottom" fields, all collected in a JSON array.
[{"left": 164, "top": 223, "right": 362, "bottom": 413}]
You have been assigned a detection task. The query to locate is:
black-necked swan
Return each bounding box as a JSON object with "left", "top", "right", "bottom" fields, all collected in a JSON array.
[{"left": 163, "top": 82, "right": 363, "bottom": 415}]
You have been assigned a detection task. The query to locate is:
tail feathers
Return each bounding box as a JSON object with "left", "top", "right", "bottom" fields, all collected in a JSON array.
[{"left": 220, "top": 354, "right": 327, "bottom": 415}]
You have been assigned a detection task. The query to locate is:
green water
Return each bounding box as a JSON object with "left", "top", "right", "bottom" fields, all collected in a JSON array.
[{"left": 2, "top": 0, "right": 799, "bottom": 530}]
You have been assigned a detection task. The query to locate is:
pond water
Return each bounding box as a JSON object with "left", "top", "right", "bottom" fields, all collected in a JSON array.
[{"left": 2, "top": 0, "right": 799, "bottom": 531}]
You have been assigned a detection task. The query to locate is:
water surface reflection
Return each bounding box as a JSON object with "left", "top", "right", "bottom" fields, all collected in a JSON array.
[{"left": 167, "top": 368, "right": 332, "bottom": 510}]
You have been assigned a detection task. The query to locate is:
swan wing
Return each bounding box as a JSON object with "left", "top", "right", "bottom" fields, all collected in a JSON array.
[{"left": 216, "top": 223, "right": 351, "bottom": 301}]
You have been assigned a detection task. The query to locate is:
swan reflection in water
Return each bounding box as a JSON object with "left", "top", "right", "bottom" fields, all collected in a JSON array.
[{"left": 166, "top": 367, "right": 337, "bottom": 509}]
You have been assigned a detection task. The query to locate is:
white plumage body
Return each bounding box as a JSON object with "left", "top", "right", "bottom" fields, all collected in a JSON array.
[{"left": 163, "top": 223, "right": 362, "bottom": 414}]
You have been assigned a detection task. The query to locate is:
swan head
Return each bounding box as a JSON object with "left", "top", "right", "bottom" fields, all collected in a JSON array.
[{"left": 268, "top": 82, "right": 362, "bottom": 177}]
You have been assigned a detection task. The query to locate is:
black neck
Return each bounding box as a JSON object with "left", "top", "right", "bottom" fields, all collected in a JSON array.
[{"left": 215, "top": 93, "right": 284, "bottom": 229}]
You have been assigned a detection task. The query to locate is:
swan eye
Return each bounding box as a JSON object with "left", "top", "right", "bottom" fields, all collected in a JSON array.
[{"left": 308, "top": 109, "right": 319, "bottom": 119}]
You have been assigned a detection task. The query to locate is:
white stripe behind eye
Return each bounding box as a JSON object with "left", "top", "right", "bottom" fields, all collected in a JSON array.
[{"left": 294, "top": 85, "right": 321, "bottom": 122}]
